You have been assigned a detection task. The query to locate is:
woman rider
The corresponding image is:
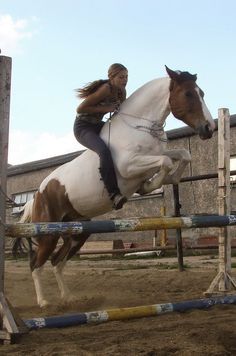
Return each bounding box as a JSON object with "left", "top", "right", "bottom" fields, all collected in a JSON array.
[{"left": 74, "top": 63, "right": 128, "bottom": 210}]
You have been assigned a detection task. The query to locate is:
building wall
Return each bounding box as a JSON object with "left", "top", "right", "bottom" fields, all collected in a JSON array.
[
  {"left": 6, "top": 117, "right": 236, "bottom": 245},
  {"left": 6, "top": 167, "right": 56, "bottom": 224}
]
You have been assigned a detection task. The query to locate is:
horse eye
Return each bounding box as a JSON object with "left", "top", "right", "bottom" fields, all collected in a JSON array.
[{"left": 185, "top": 91, "right": 193, "bottom": 98}]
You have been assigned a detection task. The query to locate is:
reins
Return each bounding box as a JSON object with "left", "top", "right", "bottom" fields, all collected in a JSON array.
[
  {"left": 107, "top": 112, "right": 112, "bottom": 148},
  {"left": 107, "top": 106, "right": 120, "bottom": 147},
  {"left": 118, "top": 112, "right": 167, "bottom": 142}
]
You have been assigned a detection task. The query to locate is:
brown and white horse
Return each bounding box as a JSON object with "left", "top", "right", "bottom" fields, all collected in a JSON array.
[{"left": 18, "top": 66, "right": 215, "bottom": 307}]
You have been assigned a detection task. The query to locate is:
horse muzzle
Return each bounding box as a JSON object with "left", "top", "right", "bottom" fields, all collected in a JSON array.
[{"left": 198, "top": 123, "right": 214, "bottom": 140}]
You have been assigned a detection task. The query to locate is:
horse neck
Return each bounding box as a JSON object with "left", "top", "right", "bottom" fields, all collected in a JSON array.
[{"left": 120, "top": 77, "right": 171, "bottom": 126}]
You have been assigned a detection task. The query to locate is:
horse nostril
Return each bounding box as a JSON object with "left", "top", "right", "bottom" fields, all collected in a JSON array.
[
  {"left": 198, "top": 123, "right": 213, "bottom": 140},
  {"left": 204, "top": 123, "right": 213, "bottom": 138}
]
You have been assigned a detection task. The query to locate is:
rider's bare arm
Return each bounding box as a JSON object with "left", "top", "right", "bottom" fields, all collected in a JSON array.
[{"left": 77, "top": 84, "right": 118, "bottom": 114}]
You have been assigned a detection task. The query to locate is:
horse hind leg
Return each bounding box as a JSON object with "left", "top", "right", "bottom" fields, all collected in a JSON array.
[
  {"left": 51, "top": 233, "right": 90, "bottom": 303},
  {"left": 31, "top": 236, "right": 59, "bottom": 308},
  {"left": 51, "top": 237, "right": 73, "bottom": 302},
  {"left": 32, "top": 266, "right": 48, "bottom": 308}
]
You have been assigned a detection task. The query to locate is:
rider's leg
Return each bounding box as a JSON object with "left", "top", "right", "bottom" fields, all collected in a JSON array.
[{"left": 74, "top": 123, "right": 127, "bottom": 209}]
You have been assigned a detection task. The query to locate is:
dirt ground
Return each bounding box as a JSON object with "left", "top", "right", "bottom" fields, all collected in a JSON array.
[{"left": 2, "top": 252, "right": 236, "bottom": 356}]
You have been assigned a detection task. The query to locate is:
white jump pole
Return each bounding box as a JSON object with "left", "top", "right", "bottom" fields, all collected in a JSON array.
[{"left": 205, "top": 108, "right": 236, "bottom": 295}]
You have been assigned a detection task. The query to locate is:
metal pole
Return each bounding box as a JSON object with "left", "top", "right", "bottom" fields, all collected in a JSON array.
[
  {"left": 173, "top": 184, "right": 184, "bottom": 271},
  {"left": 7, "top": 214, "right": 236, "bottom": 237},
  {"left": 24, "top": 295, "right": 236, "bottom": 330}
]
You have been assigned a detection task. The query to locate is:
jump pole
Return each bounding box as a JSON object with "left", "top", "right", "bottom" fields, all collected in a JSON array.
[
  {"left": 4, "top": 214, "right": 236, "bottom": 238},
  {"left": 24, "top": 294, "right": 236, "bottom": 330},
  {"left": 205, "top": 108, "right": 236, "bottom": 295},
  {"left": 0, "top": 55, "right": 27, "bottom": 343}
]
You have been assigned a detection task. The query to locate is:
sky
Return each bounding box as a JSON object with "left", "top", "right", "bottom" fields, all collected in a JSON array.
[{"left": 0, "top": 0, "right": 235, "bottom": 165}]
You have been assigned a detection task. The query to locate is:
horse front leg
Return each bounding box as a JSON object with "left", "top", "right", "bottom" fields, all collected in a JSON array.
[
  {"left": 137, "top": 165, "right": 172, "bottom": 194},
  {"left": 162, "top": 149, "right": 191, "bottom": 185},
  {"left": 119, "top": 154, "right": 174, "bottom": 195}
]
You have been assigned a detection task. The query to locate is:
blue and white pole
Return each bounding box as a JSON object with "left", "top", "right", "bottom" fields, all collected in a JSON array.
[{"left": 24, "top": 295, "right": 236, "bottom": 330}]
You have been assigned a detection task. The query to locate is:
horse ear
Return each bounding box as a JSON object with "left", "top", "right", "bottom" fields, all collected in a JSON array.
[{"left": 165, "top": 65, "right": 181, "bottom": 81}]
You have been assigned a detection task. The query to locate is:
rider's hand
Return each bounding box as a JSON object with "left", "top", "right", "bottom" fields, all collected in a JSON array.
[{"left": 104, "top": 102, "right": 120, "bottom": 113}]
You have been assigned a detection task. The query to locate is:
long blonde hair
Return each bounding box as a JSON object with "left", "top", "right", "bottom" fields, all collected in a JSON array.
[{"left": 75, "top": 63, "right": 127, "bottom": 99}]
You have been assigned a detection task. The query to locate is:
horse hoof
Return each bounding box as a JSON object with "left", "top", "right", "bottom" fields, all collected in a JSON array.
[
  {"left": 136, "top": 188, "right": 146, "bottom": 195},
  {"left": 112, "top": 194, "right": 127, "bottom": 210},
  {"left": 62, "top": 294, "right": 77, "bottom": 304},
  {"left": 169, "top": 176, "right": 180, "bottom": 185},
  {"left": 39, "top": 300, "right": 50, "bottom": 308}
]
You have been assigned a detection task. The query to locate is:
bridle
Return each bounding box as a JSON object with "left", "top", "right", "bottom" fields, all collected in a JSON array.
[{"left": 116, "top": 112, "right": 167, "bottom": 142}]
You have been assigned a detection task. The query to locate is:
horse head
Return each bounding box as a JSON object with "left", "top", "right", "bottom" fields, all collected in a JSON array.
[{"left": 166, "top": 66, "right": 215, "bottom": 139}]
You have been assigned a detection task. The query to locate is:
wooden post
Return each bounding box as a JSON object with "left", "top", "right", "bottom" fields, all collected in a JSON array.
[
  {"left": 0, "top": 55, "right": 27, "bottom": 343},
  {"left": 159, "top": 206, "right": 167, "bottom": 247},
  {"left": 205, "top": 108, "right": 236, "bottom": 296},
  {"left": 0, "top": 56, "right": 11, "bottom": 293},
  {"left": 218, "top": 108, "right": 231, "bottom": 290}
]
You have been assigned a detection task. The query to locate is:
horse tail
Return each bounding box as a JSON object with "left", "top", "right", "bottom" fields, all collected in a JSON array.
[
  {"left": 12, "top": 199, "right": 35, "bottom": 259},
  {"left": 19, "top": 199, "right": 34, "bottom": 223}
]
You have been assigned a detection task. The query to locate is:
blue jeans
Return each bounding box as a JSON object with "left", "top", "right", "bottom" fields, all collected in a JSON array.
[{"left": 73, "top": 117, "right": 120, "bottom": 198}]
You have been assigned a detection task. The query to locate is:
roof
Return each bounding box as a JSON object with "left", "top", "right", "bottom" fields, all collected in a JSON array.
[
  {"left": 7, "top": 114, "right": 236, "bottom": 177},
  {"left": 167, "top": 114, "right": 236, "bottom": 140}
]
